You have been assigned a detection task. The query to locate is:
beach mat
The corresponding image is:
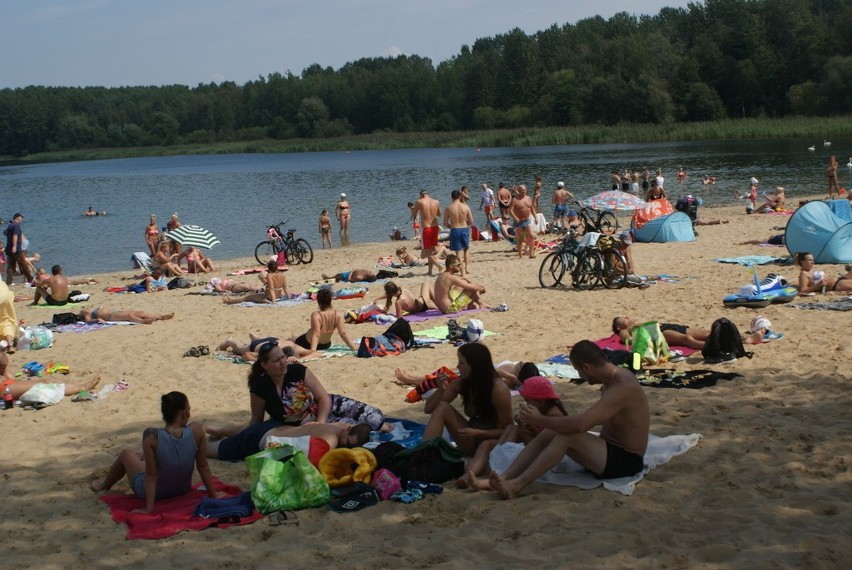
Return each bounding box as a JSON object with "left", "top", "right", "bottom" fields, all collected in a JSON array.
[
  {"left": 636, "top": 369, "right": 742, "bottom": 389},
  {"left": 786, "top": 297, "right": 852, "bottom": 311},
  {"left": 413, "top": 324, "right": 496, "bottom": 340},
  {"left": 490, "top": 433, "right": 701, "bottom": 496},
  {"left": 405, "top": 307, "right": 488, "bottom": 323},
  {"left": 713, "top": 255, "right": 785, "bottom": 266},
  {"left": 99, "top": 477, "right": 261, "bottom": 540}
]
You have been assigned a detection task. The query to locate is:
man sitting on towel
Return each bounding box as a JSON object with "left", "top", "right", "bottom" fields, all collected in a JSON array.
[
  {"left": 488, "top": 341, "right": 649, "bottom": 499},
  {"left": 31, "top": 264, "right": 95, "bottom": 305}
]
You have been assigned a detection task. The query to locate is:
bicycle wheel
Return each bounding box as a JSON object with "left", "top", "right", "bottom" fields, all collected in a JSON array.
[
  {"left": 285, "top": 241, "right": 303, "bottom": 265},
  {"left": 254, "top": 240, "right": 278, "bottom": 265},
  {"left": 600, "top": 249, "right": 629, "bottom": 289},
  {"left": 295, "top": 238, "right": 314, "bottom": 264},
  {"left": 538, "top": 252, "right": 566, "bottom": 288},
  {"left": 596, "top": 211, "right": 618, "bottom": 234},
  {"left": 571, "top": 251, "right": 597, "bottom": 290}
]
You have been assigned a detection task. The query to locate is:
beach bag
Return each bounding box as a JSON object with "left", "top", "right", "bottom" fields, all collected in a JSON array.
[
  {"left": 246, "top": 445, "right": 330, "bottom": 514},
  {"left": 52, "top": 312, "right": 80, "bottom": 325},
  {"left": 167, "top": 277, "right": 192, "bottom": 290},
  {"left": 357, "top": 334, "right": 406, "bottom": 358},
  {"left": 371, "top": 468, "right": 402, "bottom": 500},
  {"left": 702, "top": 318, "right": 753, "bottom": 361},
  {"left": 20, "top": 326, "right": 54, "bottom": 350},
  {"left": 383, "top": 318, "right": 415, "bottom": 349},
  {"left": 627, "top": 321, "right": 670, "bottom": 365}
]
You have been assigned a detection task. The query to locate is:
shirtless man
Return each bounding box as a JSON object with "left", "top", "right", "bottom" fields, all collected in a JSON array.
[
  {"left": 488, "top": 341, "right": 649, "bottom": 499},
  {"left": 496, "top": 183, "right": 512, "bottom": 220},
  {"left": 444, "top": 189, "right": 474, "bottom": 277},
  {"left": 80, "top": 307, "right": 174, "bottom": 325},
  {"left": 610, "top": 171, "right": 621, "bottom": 191},
  {"left": 551, "top": 182, "right": 574, "bottom": 229},
  {"left": 321, "top": 269, "right": 377, "bottom": 283},
  {"left": 413, "top": 190, "right": 442, "bottom": 276},
  {"left": 479, "top": 183, "right": 496, "bottom": 225},
  {"left": 427, "top": 254, "right": 487, "bottom": 313},
  {"left": 32, "top": 265, "right": 95, "bottom": 305},
  {"left": 509, "top": 185, "right": 536, "bottom": 259},
  {"left": 612, "top": 316, "right": 766, "bottom": 348}
]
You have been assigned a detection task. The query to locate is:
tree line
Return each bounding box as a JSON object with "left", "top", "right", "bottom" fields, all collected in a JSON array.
[{"left": 1, "top": 0, "right": 850, "bottom": 157}]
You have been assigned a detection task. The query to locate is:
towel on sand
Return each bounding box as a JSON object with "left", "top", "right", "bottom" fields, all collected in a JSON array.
[
  {"left": 489, "top": 433, "right": 701, "bottom": 496},
  {"left": 99, "top": 478, "right": 261, "bottom": 540},
  {"left": 592, "top": 333, "right": 698, "bottom": 357},
  {"left": 787, "top": 297, "right": 852, "bottom": 311},
  {"left": 713, "top": 255, "right": 784, "bottom": 266},
  {"left": 364, "top": 418, "right": 426, "bottom": 450},
  {"left": 405, "top": 307, "right": 488, "bottom": 323},
  {"left": 414, "top": 324, "right": 496, "bottom": 340}
]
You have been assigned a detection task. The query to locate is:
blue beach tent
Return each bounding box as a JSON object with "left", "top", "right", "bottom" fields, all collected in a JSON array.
[
  {"left": 633, "top": 212, "right": 696, "bottom": 243},
  {"left": 785, "top": 201, "right": 852, "bottom": 263}
]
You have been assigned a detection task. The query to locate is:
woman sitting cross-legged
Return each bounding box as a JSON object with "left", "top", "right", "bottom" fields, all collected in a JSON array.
[
  {"left": 422, "top": 342, "right": 513, "bottom": 457},
  {"left": 90, "top": 392, "right": 223, "bottom": 512},
  {"left": 206, "top": 342, "right": 389, "bottom": 461}
]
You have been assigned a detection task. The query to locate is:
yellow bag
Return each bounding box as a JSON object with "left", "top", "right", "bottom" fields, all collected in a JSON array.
[{"left": 318, "top": 447, "right": 377, "bottom": 488}]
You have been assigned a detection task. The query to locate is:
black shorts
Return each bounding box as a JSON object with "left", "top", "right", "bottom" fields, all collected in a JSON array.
[
  {"left": 45, "top": 295, "right": 69, "bottom": 306},
  {"left": 293, "top": 333, "right": 331, "bottom": 351},
  {"left": 767, "top": 234, "right": 785, "bottom": 246},
  {"left": 598, "top": 441, "right": 644, "bottom": 479},
  {"left": 660, "top": 323, "right": 688, "bottom": 335}
]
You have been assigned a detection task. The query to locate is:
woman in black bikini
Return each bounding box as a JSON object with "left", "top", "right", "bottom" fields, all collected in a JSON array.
[
  {"left": 283, "top": 288, "right": 358, "bottom": 358},
  {"left": 377, "top": 281, "right": 435, "bottom": 317}
]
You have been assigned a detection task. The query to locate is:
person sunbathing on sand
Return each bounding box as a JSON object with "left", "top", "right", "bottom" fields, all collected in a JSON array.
[
  {"left": 487, "top": 341, "right": 649, "bottom": 499},
  {"left": 1, "top": 353, "right": 101, "bottom": 400},
  {"left": 395, "top": 247, "right": 426, "bottom": 267},
  {"left": 222, "top": 260, "right": 290, "bottom": 304},
  {"left": 321, "top": 269, "right": 377, "bottom": 283},
  {"left": 80, "top": 307, "right": 174, "bottom": 325},
  {"left": 90, "top": 391, "right": 224, "bottom": 513},
  {"left": 216, "top": 334, "right": 283, "bottom": 363},
  {"left": 259, "top": 422, "right": 373, "bottom": 450},
  {"left": 460, "top": 376, "right": 569, "bottom": 491},
  {"left": 375, "top": 281, "right": 436, "bottom": 317},
  {"left": 280, "top": 288, "right": 358, "bottom": 358},
  {"left": 612, "top": 316, "right": 767, "bottom": 348},
  {"left": 795, "top": 252, "right": 852, "bottom": 293},
  {"left": 209, "top": 277, "right": 261, "bottom": 294}
]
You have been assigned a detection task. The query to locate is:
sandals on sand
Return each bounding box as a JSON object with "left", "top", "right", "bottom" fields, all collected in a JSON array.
[
  {"left": 183, "top": 345, "right": 210, "bottom": 357},
  {"left": 266, "top": 510, "right": 298, "bottom": 527}
]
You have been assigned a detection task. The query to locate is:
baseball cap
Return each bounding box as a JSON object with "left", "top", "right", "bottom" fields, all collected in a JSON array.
[
  {"left": 518, "top": 376, "right": 559, "bottom": 400},
  {"left": 340, "top": 193, "right": 346, "bottom": 197},
  {"left": 557, "top": 182, "right": 565, "bottom": 188}
]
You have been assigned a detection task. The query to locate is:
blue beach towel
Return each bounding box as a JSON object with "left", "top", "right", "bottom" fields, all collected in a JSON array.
[{"left": 713, "top": 255, "right": 785, "bottom": 266}]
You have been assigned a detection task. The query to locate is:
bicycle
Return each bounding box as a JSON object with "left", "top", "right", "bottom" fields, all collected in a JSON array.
[
  {"left": 573, "top": 201, "right": 619, "bottom": 235},
  {"left": 254, "top": 221, "right": 314, "bottom": 266},
  {"left": 538, "top": 230, "right": 628, "bottom": 290}
]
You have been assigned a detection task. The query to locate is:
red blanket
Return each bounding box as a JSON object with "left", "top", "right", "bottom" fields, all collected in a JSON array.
[{"left": 99, "top": 478, "right": 261, "bottom": 540}]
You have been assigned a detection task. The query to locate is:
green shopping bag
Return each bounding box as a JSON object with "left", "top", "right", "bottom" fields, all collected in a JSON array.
[
  {"left": 627, "top": 321, "right": 671, "bottom": 366},
  {"left": 246, "top": 444, "right": 330, "bottom": 514}
]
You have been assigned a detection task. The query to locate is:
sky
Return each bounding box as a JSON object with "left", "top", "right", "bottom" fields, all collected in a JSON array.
[{"left": 0, "top": 0, "right": 693, "bottom": 89}]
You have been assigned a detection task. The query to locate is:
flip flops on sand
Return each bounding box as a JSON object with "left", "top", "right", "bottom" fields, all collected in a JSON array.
[{"left": 183, "top": 346, "right": 210, "bottom": 357}]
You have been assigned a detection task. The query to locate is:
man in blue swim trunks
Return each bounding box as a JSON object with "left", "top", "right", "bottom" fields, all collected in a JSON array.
[
  {"left": 510, "top": 185, "right": 537, "bottom": 259},
  {"left": 488, "top": 341, "right": 650, "bottom": 499},
  {"left": 444, "top": 189, "right": 474, "bottom": 277},
  {"left": 551, "top": 182, "right": 575, "bottom": 229}
]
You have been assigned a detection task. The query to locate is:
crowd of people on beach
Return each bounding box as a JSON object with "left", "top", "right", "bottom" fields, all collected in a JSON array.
[{"left": 2, "top": 160, "right": 851, "bottom": 515}]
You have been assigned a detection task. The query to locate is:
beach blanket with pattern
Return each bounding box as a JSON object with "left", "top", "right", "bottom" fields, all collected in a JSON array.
[
  {"left": 413, "top": 324, "right": 496, "bottom": 340},
  {"left": 636, "top": 369, "right": 742, "bottom": 389}
]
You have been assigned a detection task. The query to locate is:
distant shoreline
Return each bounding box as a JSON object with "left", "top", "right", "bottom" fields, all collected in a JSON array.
[{"left": 3, "top": 116, "right": 850, "bottom": 167}]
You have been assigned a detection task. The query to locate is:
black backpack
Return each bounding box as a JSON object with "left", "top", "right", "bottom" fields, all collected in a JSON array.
[
  {"left": 702, "top": 318, "right": 753, "bottom": 361},
  {"left": 383, "top": 318, "right": 415, "bottom": 349},
  {"left": 376, "top": 438, "right": 465, "bottom": 485},
  {"left": 52, "top": 312, "right": 80, "bottom": 325}
]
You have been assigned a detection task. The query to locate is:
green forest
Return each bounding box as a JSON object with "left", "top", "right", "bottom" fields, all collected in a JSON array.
[{"left": 1, "top": 0, "right": 851, "bottom": 158}]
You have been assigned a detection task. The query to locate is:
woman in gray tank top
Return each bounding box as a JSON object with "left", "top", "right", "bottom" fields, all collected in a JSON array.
[{"left": 90, "top": 392, "right": 222, "bottom": 512}]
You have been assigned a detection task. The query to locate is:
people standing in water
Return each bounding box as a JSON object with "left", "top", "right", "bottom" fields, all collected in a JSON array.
[
  {"left": 318, "top": 209, "right": 333, "bottom": 249},
  {"left": 407, "top": 202, "right": 421, "bottom": 240},
  {"left": 335, "top": 194, "right": 350, "bottom": 242},
  {"left": 826, "top": 155, "right": 839, "bottom": 199},
  {"left": 532, "top": 176, "right": 543, "bottom": 213},
  {"left": 145, "top": 215, "right": 159, "bottom": 256}
]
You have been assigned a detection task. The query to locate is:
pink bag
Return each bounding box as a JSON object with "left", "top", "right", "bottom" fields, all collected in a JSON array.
[{"left": 371, "top": 468, "right": 402, "bottom": 501}]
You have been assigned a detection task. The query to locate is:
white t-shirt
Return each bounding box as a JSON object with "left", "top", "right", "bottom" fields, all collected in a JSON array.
[{"left": 481, "top": 188, "right": 495, "bottom": 207}]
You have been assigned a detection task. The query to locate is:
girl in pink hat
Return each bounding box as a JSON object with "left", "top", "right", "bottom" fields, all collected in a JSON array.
[{"left": 458, "top": 375, "right": 566, "bottom": 490}]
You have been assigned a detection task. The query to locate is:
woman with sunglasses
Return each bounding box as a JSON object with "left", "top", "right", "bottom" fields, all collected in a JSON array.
[{"left": 207, "top": 341, "right": 386, "bottom": 461}]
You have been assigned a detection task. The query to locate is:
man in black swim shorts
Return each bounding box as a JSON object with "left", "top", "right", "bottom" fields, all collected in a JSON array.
[
  {"left": 612, "top": 316, "right": 764, "bottom": 349},
  {"left": 488, "top": 341, "right": 650, "bottom": 499}
]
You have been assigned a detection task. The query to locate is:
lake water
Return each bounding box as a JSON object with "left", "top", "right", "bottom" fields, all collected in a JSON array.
[{"left": 0, "top": 138, "right": 849, "bottom": 275}]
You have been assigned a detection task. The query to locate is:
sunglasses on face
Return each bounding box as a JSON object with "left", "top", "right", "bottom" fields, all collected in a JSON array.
[{"left": 258, "top": 340, "right": 279, "bottom": 357}]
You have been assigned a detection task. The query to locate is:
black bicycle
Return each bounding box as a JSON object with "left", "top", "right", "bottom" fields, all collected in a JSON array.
[
  {"left": 254, "top": 221, "right": 314, "bottom": 265},
  {"left": 573, "top": 201, "right": 619, "bottom": 235},
  {"left": 538, "top": 230, "right": 628, "bottom": 290}
]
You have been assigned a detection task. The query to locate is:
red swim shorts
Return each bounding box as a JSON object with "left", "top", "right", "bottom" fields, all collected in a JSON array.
[{"left": 422, "top": 225, "right": 439, "bottom": 249}]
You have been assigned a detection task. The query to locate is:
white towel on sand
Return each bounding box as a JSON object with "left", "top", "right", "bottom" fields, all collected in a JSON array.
[{"left": 489, "top": 433, "right": 701, "bottom": 496}]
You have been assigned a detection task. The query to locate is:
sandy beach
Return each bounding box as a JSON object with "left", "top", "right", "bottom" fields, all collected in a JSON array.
[{"left": 2, "top": 197, "right": 850, "bottom": 569}]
